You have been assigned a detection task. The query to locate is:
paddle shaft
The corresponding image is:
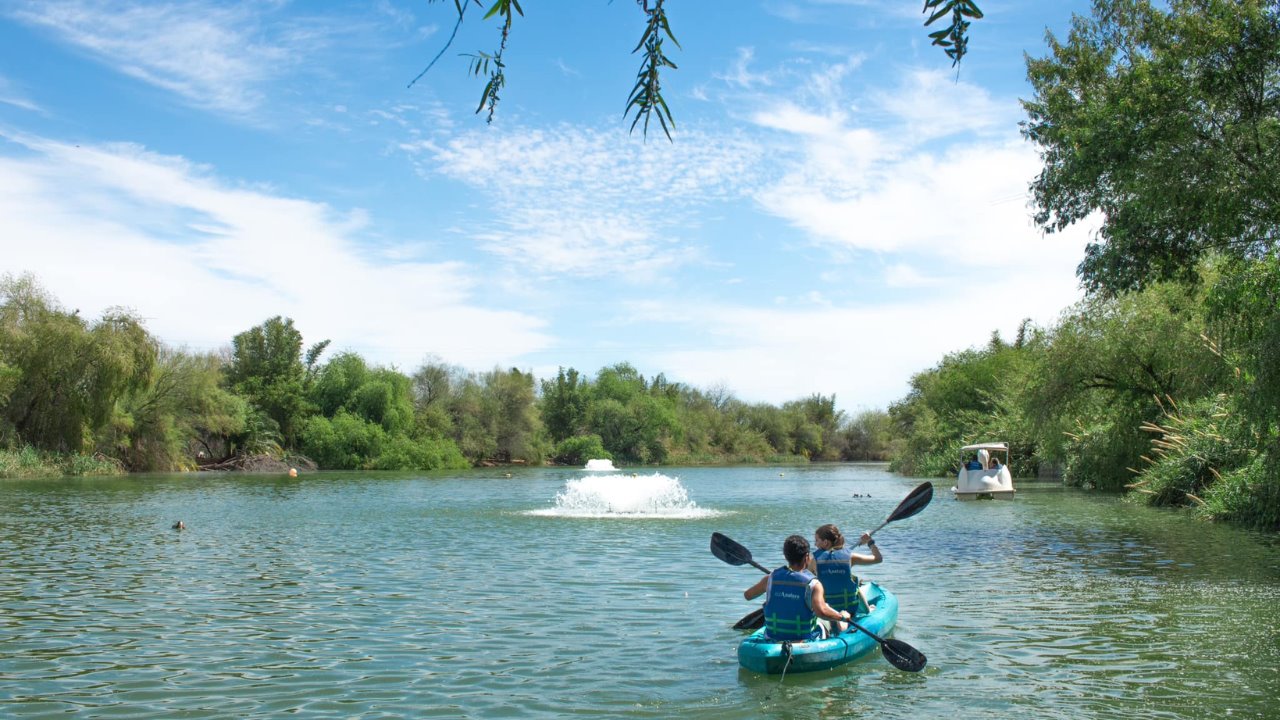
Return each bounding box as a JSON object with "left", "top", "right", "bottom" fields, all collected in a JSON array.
[
  {"left": 852, "top": 521, "right": 888, "bottom": 547},
  {"left": 836, "top": 514, "right": 896, "bottom": 551},
  {"left": 852, "top": 482, "right": 933, "bottom": 547}
]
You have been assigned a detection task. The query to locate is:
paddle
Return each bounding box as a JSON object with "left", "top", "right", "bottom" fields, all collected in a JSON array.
[
  {"left": 727, "top": 482, "right": 935, "bottom": 631},
  {"left": 710, "top": 532, "right": 927, "bottom": 672},
  {"left": 733, "top": 607, "right": 765, "bottom": 630},
  {"left": 711, "top": 533, "right": 771, "bottom": 629}
]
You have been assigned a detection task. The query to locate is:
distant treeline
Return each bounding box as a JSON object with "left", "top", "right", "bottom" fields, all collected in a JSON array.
[
  {"left": 0, "top": 274, "right": 893, "bottom": 479},
  {"left": 888, "top": 257, "right": 1280, "bottom": 530}
]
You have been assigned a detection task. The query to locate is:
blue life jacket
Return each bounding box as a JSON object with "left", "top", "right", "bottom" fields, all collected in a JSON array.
[
  {"left": 763, "top": 566, "right": 821, "bottom": 641},
  {"left": 813, "top": 547, "right": 860, "bottom": 613}
]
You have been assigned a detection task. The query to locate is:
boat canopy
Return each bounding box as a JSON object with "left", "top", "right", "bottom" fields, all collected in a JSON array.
[{"left": 960, "top": 442, "right": 1008, "bottom": 452}]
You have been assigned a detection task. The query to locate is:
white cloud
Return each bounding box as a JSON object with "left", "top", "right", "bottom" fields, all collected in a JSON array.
[
  {"left": 759, "top": 138, "right": 1064, "bottom": 263},
  {"left": 749, "top": 67, "right": 1082, "bottom": 277},
  {"left": 401, "top": 125, "right": 765, "bottom": 279},
  {"left": 871, "top": 69, "right": 1011, "bottom": 141},
  {"left": 625, "top": 254, "right": 1087, "bottom": 409},
  {"left": 576, "top": 63, "right": 1092, "bottom": 408},
  {"left": 0, "top": 132, "right": 550, "bottom": 370},
  {"left": 883, "top": 263, "right": 937, "bottom": 288},
  {"left": 8, "top": 1, "right": 294, "bottom": 116}
]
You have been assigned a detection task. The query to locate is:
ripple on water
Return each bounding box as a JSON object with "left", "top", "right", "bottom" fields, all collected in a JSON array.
[{"left": 1, "top": 470, "right": 1277, "bottom": 719}]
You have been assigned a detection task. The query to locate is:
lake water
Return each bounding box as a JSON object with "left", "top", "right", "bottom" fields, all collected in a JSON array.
[{"left": 1, "top": 464, "right": 1277, "bottom": 719}]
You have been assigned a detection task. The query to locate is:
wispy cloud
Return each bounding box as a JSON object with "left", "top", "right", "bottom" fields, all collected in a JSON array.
[
  {"left": 555, "top": 59, "right": 581, "bottom": 77},
  {"left": 400, "top": 125, "right": 765, "bottom": 279},
  {"left": 715, "top": 48, "right": 776, "bottom": 89},
  {"left": 0, "top": 74, "right": 41, "bottom": 112},
  {"left": 0, "top": 131, "right": 550, "bottom": 369},
  {"left": 9, "top": 1, "right": 286, "bottom": 115},
  {"left": 765, "top": 0, "right": 918, "bottom": 26}
]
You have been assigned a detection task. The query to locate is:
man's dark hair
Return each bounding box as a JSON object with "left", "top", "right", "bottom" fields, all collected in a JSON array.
[{"left": 782, "top": 534, "right": 810, "bottom": 565}]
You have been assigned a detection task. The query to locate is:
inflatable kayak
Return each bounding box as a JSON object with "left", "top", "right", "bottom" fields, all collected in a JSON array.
[{"left": 738, "top": 581, "right": 899, "bottom": 674}]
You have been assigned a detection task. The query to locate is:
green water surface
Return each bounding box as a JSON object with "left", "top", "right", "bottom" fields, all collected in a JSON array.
[{"left": 1, "top": 464, "right": 1277, "bottom": 718}]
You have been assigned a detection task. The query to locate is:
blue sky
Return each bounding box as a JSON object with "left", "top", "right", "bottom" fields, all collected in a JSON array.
[{"left": 0, "top": 0, "right": 1097, "bottom": 412}]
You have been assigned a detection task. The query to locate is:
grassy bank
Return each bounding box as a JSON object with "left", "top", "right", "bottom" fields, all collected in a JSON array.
[{"left": 0, "top": 446, "right": 125, "bottom": 479}]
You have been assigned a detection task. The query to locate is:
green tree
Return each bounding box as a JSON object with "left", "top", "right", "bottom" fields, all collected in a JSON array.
[
  {"left": 226, "top": 316, "right": 327, "bottom": 448},
  {"left": 1026, "top": 281, "right": 1230, "bottom": 489},
  {"left": 889, "top": 333, "right": 1041, "bottom": 477},
  {"left": 551, "top": 433, "right": 609, "bottom": 466},
  {"left": 302, "top": 352, "right": 467, "bottom": 469},
  {"left": 371, "top": 433, "right": 470, "bottom": 471},
  {"left": 448, "top": 373, "right": 496, "bottom": 463},
  {"left": 1022, "top": 0, "right": 1280, "bottom": 296},
  {"left": 105, "top": 347, "right": 247, "bottom": 471},
  {"left": 1206, "top": 255, "right": 1280, "bottom": 433},
  {"left": 740, "top": 403, "right": 792, "bottom": 456},
  {"left": 0, "top": 274, "right": 154, "bottom": 452},
  {"left": 579, "top": 363, "right": 680, "bottom": 463},
  {"left": 540, "top": 366, "right": 589, "bottom": 443},
  {"left": 439, "top": 366, "right": 543, "bottom": 464},
  {"left": 839, "top": 409, "right": 893, "bottom": 461},
  {"left": 483, "top": 366, "right": 542, "bottom": 463},
  {"left": 1018, "top": 0, "right": 1279, "bottom": 526},
  {"left": 411, "top": 356, "right": 458, "bottom": 439},
  {"left": 310, "top": 351, "right": 369, "bottom": 417},
  {"left": 593, "top": 362, "right": 647, "bottom": 405},
  {"left": 300, "top": 410, "right": 384, "bottom": 469},
  {"left": 784, "top": 394, "right": 845, "bottom": 460},
  {"left": 1201, "top": 254, "right": 1280, "bottom": 527},
  {"left": 351, "top": 368, "right": 416, "bottom": 435}
]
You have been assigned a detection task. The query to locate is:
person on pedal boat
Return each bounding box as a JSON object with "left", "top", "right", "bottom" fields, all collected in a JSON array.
[
  {"left": 743, "top": 534, "right": 851, "bottom": 641},
  {"left": 808, "top": 524, "right": 882, "bottom": 622}
]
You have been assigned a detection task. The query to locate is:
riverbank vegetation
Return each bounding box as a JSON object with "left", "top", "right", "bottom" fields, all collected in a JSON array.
[
  {"left": 890, "top": 259, "right": 1280, "bottom": 530},
  {"left": 0, "top": 274, "right": 887, "bottom": 478},
  {"left": 2, "top": 2, "right": 1273, "bottom": 534},
  {"left": 0, "top": 445, "right": 123, "bottom": 478},
  {"left": 892, "top": 0, "right": 1280, "bottom": 529}
]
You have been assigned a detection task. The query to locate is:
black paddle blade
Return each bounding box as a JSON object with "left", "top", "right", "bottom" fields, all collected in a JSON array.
[
  {"left": 886, "top": 482, "right": 934, "bottom": 523},
  {"left": 733, "top": 607, "right": 765, "bottom": 630},
  {"left": 880, "top": 637, "right": 928, "bottom": 672},
  {"left": 710, "top": 532, "right": 753, "bottom": 567}
]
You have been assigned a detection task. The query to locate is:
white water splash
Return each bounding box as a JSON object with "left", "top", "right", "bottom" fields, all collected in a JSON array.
[{"left": 528, "top": 472, "right": 720, "bottom": 519}]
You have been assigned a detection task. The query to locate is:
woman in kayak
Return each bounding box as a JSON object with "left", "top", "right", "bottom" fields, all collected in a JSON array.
[
  {"left": 808, "top": 524, "right": 882, "bottom": 621},
  {"left": 743, "top": 535, "right": 851, "bottom": 641}
]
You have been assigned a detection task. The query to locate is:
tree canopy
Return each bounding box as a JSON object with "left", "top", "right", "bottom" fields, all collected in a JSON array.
[{"left": 1022, "top": 0, "right": 1280, "bottom": 296}]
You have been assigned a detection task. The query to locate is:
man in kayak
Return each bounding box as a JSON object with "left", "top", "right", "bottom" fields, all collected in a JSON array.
[
  {"left": 743, "top": 535, "right": 852, "bottom": 641},
  {"left": 809, "top": 524, "right": 881, "bottom": 619}
]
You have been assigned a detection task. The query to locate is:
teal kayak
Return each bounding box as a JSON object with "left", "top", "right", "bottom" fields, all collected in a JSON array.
[{"left": 737, "top": 581, "right": 899, "bottom": 674}]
